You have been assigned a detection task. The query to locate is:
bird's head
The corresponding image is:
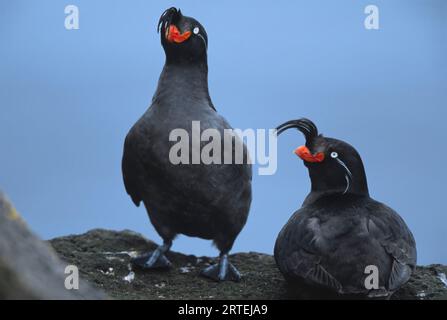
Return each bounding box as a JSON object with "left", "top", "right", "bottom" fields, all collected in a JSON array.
[
  {"left": 276, "top": 118, "right": 369, "bottom": 196},
  {"left": 158, "top": 8, "right": 208, "bottom": 64}
]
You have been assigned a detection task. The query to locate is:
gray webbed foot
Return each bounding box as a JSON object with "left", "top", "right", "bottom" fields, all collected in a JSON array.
[
  {"left": 131, "top": 241, "right": 172, "bottom": 270},
  {"left": 201, "top": 254, "right": 241, "bottom": 282}
]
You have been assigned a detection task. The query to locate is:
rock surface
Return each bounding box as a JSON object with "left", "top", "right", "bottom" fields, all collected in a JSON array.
[
  {"left": 50, "top": 229, "right": 447, "bottom": 300},
  {"left": 0, "top": 192, "right": 106, "bottom": 300}
]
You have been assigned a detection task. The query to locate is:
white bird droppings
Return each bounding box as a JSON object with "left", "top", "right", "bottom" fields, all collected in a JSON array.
[
  {"left": 437, "top": 273, "right": 447, "bottom": 287},
  {"left": 155, "top": 283, "right": 166, "bottom": 289},
  {"left": 101, "top": 251, "right": 140, "bottom": 259},
  {"left": 123, "top": 271, "right": 135, "bottom": 283},
  {"left": 99, "top": 267, "right": 114, "bottom": 276},
  {"left": 416, "top": 291, "right": 426, "bottom": 299},
  {"left": 179, "top": 267, "right": 191, "bottom": 274}
]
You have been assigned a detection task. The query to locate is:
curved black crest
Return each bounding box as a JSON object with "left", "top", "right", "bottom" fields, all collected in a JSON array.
[
  {"left": 276, "top": 118, "right": 319, "bottom": 144},
  {"left": 158, "top": 7, "right": 182, "bottom": 33}
]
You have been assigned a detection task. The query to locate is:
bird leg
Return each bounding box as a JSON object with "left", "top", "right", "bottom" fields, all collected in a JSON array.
[
  {"left": 200, "top": 253, "right": 241, "bottom": 282},
  {"left": 131, "top": 240, "right": 172, "bottom": 269}
]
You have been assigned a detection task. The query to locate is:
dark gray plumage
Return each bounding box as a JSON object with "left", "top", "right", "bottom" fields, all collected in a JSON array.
[
  {"left": 122, "top": 8, "right": 251, "bottom": 281},
  {"left": 274, "top": 118, "right": 416, "bottom": 298}
]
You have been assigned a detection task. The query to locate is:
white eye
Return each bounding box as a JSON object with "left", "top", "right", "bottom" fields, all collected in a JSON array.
[
  {"left": 331, "top": 152, "right": 338, "bottom": 159},
  {"left": 193, "top": 27, "right": 200, "bottom": 35}
]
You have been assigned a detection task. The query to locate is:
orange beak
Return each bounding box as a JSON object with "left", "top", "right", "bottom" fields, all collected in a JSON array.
[
  {"left": 166, "top": 25, "right": 191, "bottom": 43},
  {"left": 294, "top": 145, "right": 325, "bottom": 163}
]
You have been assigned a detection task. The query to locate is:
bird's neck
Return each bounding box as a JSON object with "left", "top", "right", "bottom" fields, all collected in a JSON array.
[
  {"left": 302, "top": 189, "right": 369, "bottom": 208},
  {"left": 308, "top": 170, "right": 370, "bottom": 200},
  {"left": 154, "top": 61, "right": 212, "bottom": 105}
]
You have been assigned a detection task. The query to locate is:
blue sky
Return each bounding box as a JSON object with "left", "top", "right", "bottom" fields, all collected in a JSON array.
[{"left": 0, "top": 1, "right": 446, "bottom": 264}]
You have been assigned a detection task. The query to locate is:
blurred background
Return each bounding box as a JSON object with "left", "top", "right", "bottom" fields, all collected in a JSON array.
[{"left": 1, "top": 1, "right": 446, "bottom": 264}]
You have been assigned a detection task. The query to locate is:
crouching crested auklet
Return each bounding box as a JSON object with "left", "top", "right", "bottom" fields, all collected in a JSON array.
[
  {"left": 274, "top": 118, "right": 416, "bottom": 298},
  {"left": 121, "top": 8, "right": 252, "bottom": 281}
]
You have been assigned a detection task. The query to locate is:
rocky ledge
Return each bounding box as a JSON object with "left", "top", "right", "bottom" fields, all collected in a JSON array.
[
  {"left": 50, "top": 229, "right": 447, "bottom": 300},
  {"left": 1, "top": 191, "right": 446, "bottom": 300}
]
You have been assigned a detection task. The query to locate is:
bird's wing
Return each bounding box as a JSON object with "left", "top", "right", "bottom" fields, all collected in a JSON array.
[
  {"left": 121, "top": 133, "right": 144, "bottom": 207},
  {"left": 274, "top": 210, "right": 343, "bottom": 293},
  {"left": 366, "top": 201, "right": 417, "bottom": 291}
]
